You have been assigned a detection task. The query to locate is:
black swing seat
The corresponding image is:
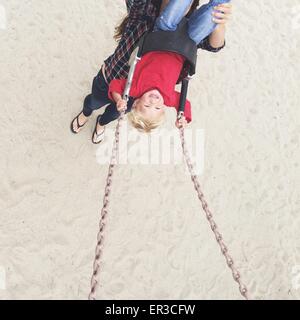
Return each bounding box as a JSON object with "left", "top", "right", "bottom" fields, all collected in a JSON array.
[
  {"left": 124, "top": 18, "right": 197, "bottom": 115},
  {"left": 137, "top": 17, "right": 198, "bottom": 81}
]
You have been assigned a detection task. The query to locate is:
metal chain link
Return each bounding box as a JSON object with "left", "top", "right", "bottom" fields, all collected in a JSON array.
[
  {"left": 89, "top": 114, "right": 250, "bottom": 300},
  {"left": 179, "top": 126, "right": 250, "bottom": 300},
  {"left": 89, "top": 111, "right": 125, "bottom": 300}
]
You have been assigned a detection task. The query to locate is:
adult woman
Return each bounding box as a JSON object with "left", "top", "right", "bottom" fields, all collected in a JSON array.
[{"left": 70, "top": 0, "right": 232, "bottom": 143}]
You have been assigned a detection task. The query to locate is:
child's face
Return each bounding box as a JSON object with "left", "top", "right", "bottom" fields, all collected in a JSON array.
[{"left": 133, "top": 90, "right": 165, "bottom": 121}]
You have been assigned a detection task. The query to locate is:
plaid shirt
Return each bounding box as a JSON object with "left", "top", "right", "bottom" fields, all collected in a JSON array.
[
  {"left": 104, "top": 0, "right": 225, "bottom": 84},
  {"left": 103, "top": 0, "right": 160, "bottom": 84}
]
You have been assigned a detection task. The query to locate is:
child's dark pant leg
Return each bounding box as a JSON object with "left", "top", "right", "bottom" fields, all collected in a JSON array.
[
  {"left": 98, "top": 98, "right": 134, "bottom": 126},
  {"left": 98, "top": 104, "right": 121, "bottom": 126},
  {"left": 82, "top": 70, "right": 111, "bottom": 117}
]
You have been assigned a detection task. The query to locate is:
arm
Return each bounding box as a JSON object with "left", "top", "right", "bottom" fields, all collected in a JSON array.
[
  {"left": 108, "top": 79, "right": 128, "bottom": 111},
  {"left": 108, "top": 79, "right": 126, "bottom": 101},
  {"left": 209, "top": 2, "right": 232, "bottom": 48},
  {"left": 112, "top": 92, "right": 123, "bottom": 104},
  {"left": 168, "top": 91, "right": 192, "bottom": 126},
  {"left": 208, "top": 24, "right": 226, "bottom": 49},
  {"left": 175, "top": 99, "right": 191, "bottom": 129},
  {"left": 111, "top": 92, "right": 128, "bottom": 111},
  {"left": 198, "top": 2, "right": 232, "bottom": 52}
]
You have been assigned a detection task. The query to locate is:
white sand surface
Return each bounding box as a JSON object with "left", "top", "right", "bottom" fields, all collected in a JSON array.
[{"left": 0, "top": 0, "right": 300, "bottom": 300}]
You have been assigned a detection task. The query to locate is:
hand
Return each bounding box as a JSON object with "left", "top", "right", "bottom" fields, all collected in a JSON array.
[
  {"left": 212, "top": 2, "right": 232, "bottom": 26},
  {"left": 175, "top": 116, "right": 188, "bottom": 129},
  {"left": 116, "top": 99, "right": 127, "bottom": 112}
]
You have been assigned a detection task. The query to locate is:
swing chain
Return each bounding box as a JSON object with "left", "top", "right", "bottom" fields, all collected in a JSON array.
[
  {"left": 89, "top": 111, "right": 126, "bottom": 300},
  {"left": 89, "top": 112, "right": 250, "bottom": 300},
  {"left": 179, "top": 127, "right": 250, "bottom": 300}
]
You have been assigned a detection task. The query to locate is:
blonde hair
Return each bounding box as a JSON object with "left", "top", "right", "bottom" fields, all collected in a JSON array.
[{"left": 127, "top": 107, "right": 165, "bottom": 133}]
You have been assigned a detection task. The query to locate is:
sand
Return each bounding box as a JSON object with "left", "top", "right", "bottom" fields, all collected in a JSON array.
[{"left": 0, "top": 0, "right": 300, "bottom": 300}]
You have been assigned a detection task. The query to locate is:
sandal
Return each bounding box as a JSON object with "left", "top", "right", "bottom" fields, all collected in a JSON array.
[
  {"left": 92, "top": 115, "right": 105, "bottom": 144},
  {"left": 70, "top": 111, "right": 88, "bottom": 134}
]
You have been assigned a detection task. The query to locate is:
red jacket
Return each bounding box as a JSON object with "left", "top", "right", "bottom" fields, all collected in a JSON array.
[{"left": 108, "top": 51, "right": 192, "bottom": 122}]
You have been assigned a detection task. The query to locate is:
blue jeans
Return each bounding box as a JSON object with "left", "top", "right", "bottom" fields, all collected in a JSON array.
[{"left": 154, "top": 0, "right": 231, "bottom": 45}]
